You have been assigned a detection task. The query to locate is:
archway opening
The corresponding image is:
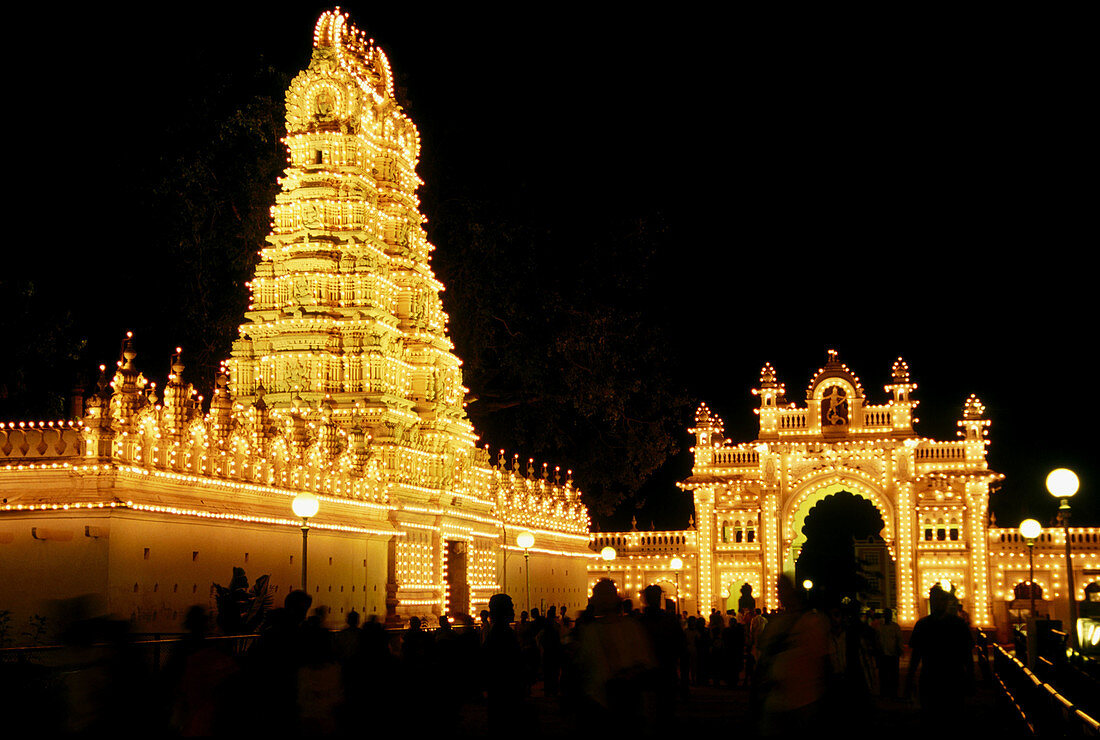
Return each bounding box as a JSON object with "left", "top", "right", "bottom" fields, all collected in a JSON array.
[
  {"left": 723, "top": 580, "right": 759, "bottom": 618},
  {"left": 795, "top": 490, "right": 885, "bottom": 609}
]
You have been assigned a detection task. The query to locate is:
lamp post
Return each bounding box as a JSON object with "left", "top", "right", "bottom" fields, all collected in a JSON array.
[
  {"left": 292, "top": 492, "right": 320, "bottom": 592},
  {"left": 1019, "top": 518, "right": 1042, "bottom": 618},
  {"left": 670, "top": 556, "right": 683, "bottom": 612},
  {"left": 1047, "top": 468, "right": 1080, "bottom": 651},
  {"left": 601, "top": 545, "right": 619, "bottom": 598},
  {"left": 517, "top": 531, "right": 535, "bottom": 615}
]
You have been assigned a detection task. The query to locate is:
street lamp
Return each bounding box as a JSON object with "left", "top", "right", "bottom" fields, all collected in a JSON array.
[
  {"left": 1047, "top": 467, "right": 1080, "bottom": 651},
  {"left": 600, "top": 546, "right": 618, "bottom": 597},
  {"left": 1019, "top": 518, "right": 1042, "bottom": 618},
  {"left": 670, "top": 556, "right": 683, "bottom": 611},
  {"left": 292, "top": 492, "right": 320, "bottom": 592},
  {"left": 517, "top": 531, "right": 535, "bottom": 614}
]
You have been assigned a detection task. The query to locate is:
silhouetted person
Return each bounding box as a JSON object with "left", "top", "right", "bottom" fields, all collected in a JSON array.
[
  {"left": 721, "top": 610, "right": 745, "bottom": 688},
  {"left": 575, "top": 579, "right": 656, "bottom": 734},
  {"left": 58, "top": 616, "right": 159, "bottom": 734},
  {"left": 541, "top": 606, "right": 563, "bottom": 697},
  {"left": 640, "top": 584, "right": 685, "bottom": 729},
  {"left": 333, "top": 610, "right": 366, "bottom": 732},
  {"left": 905, "top": 585, "right": 974, "bottom": 728},
  {"left": 482, "top": 593, "right": 528, "bottom": 737},
  {"left": 745, "top": 608, "right": 768, "bottom": 686},
  {"left": 245, "top": 589, "right": 313, "bottom": 734},
  {"left": 874, "top": 608, "right": 902, "bottom": 699},
  {"left": 829, "top": 600, "right": 876, "bottom": 722},
  {"left": 297, "top": 606, "right": 342, "bottom": 736},
  {"left": 754, "top": 575, "right": 830, "bottom": 737},
  {"left": 401, "top": 615, "right": 433, "bottom": 668},
  {"left": 520, "top": 608, "right": 542, "bottom": 690},
  {"left": 738, "top": 582, "right": 756, "bottom": 615},
  {"left": 163, "top": 605, "right": 240, "bottom": 736}
]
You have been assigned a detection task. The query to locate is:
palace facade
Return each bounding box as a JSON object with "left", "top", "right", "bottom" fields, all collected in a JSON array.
[
  {"left": 0, "top": 10, "right": 590, "bottom": 638},
  {"left": 589, "top": 352, "right": 1100, "bottom": 641}
]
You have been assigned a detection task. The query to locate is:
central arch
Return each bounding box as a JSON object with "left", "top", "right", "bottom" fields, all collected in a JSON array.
[
  {"left": 783, "top": 477, "right": 894, "bottom": 577},
  {"left": 794, "top": 491, "right": 887, "bottom": 606}
]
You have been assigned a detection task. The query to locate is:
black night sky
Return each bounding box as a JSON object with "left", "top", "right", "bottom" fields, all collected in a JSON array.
[{"left": 5, "top": 5, "right": 1095, "bottom": 529}]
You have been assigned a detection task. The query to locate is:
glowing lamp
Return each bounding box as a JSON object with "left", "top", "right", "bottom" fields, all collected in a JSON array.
[
  {"left": 1046, "top": 468, "right": 1079, "bottom": 498},
  {"left": 1047, "top": 467, "right": 1081, "bottom": 650},
  {"left": 601, "top": 546, "right": 616, "bottom": 561},
  {"left": 292, "top": 492, "right": 320, "bottom": 519},
  {"left": 1018, "top": 519, "right": 1041, "bottom": 540},
  {"left": 802, "top": 579, "right": 813, "bottom": 590},
  {"left": 516, "top": 531, "right": 535, "bottom": 550},
  {"left": 670, "top": 557, "right": 683, "bottom": 570}
]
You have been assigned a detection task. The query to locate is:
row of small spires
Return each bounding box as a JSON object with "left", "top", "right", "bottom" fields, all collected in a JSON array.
[{"left": 483, "top": 444, "right": 572, "bottom": 486}]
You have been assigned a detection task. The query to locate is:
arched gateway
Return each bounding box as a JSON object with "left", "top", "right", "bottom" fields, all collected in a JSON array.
[{"left": 589, "top": 351, "right": 1001, "bottom": 629}]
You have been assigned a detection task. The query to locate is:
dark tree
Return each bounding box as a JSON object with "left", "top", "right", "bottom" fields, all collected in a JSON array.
[
  {"left": 432, "top": 198, "right": 692, "bottom": 514},
  {"left": 137, "top": 47, "right": 290, "bottom": 399}
]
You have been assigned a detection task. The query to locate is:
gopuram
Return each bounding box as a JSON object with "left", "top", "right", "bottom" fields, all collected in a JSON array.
[
  {"left": 589, "top": 351, "right": 1100, "bottom": 637},
  {"left": 0, "top": 10, "right": 590, "bottom": 635}
]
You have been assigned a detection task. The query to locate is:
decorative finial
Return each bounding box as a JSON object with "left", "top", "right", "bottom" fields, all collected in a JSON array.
[
  {"left": 963, "top": 394, "right": 985, "bottom": 420},
  {"left": 892, "top": 357, "right": 910, "bottom": 383}
]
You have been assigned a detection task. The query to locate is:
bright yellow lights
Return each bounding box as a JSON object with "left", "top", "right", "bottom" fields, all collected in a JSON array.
[
  {"left": 292, "top": 492, "right": 320, "bottom": 519},
  {"left": 1047, "top": 468, "right": 1079, "bottom": 498},
  {"left": 0, "top": 8, "right": 596, "bottom": 626},
  {"left": 1019, "top": 518, "right": 1042, "bottom": 540},
  {"left": 588, "top": 353, "right": 1005, "bottom": 626}
]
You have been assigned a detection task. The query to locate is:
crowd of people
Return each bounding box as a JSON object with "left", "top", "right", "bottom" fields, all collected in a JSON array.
[{"left": 14, "top": 577, "right": 976, "bottom": 736}]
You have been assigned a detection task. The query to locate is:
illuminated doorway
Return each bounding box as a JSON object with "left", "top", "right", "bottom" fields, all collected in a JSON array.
[{"left": 444, "top": 540, "right": 469, "bottom": 617}]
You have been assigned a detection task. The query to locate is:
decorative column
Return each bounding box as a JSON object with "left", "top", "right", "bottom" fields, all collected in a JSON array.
[
  {"left": 967, "top": 479, "right": 994, "bottom": 627},
  {"left": 693, "top": 487, "right": 716, "bottom": 612},
  {"left": 763, "top": 488, "right": 781, "bottom": 611},
  {"left": 958, "top": 395, "right": 995, "bottom": 628},
  {"left": 895, "top": 480, "right": 918, "bottom": 625}
]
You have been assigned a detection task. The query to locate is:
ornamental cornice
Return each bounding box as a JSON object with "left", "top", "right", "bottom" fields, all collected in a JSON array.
[{"left": 787, "top": 458, "right": 887, "bottom": 492}]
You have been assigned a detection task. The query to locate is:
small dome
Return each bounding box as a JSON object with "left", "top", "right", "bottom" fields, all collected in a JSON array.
[
  {"left": 892, "top": 357, "right": 910, "bottom": 383},
  {"left": 963, "top": 394, "right": 986, "bottom": 420},
  {"left": 760, "top": 362, "right": 777, "bottom": 387}
]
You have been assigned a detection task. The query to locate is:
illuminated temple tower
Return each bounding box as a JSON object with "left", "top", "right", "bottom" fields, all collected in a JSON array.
[
  {"left": 225, "top": 11, "right": 492, "bottom": 615},
  {"left": 0, "top": 10, "right": 590, "bottom": 634}
]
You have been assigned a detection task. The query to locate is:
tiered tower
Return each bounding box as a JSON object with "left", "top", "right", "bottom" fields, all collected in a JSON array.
[{"left": 228, "top": 11, "right": 476, "bottom": 494}]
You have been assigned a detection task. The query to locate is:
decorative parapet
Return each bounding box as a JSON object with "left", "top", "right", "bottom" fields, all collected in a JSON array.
[{"left": 0, "top": 421, "right": 84, "bottom": 462}]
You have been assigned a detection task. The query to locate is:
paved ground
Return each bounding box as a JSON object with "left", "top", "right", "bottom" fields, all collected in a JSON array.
[{"left": 455, "top": 653, "right": 1014, "bottom": 737}]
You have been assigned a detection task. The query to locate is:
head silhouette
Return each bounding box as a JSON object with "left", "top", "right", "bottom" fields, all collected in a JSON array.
[
  {"left": 488, "top": 593, "right": 515, "bottom": 625},
  {"left": 591, "top": 578, "right": 621, "bottom": 616}
]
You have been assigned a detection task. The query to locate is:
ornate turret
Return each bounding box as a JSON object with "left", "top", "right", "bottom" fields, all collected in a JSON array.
[
  {"left": 884, "top": 357, "right": 919, "bottom": 434},
  {"left": 162, "top": 348, "right": 195, "bottom": 438},
  {"left": 209, "top": 366, "right": 234, "bottom": 443},
  {"left": 690, "top": 402, "right": 724, "bottom": 449},
  {"left": 108, "top": 333, "right": 148, "bottom": 430},
  {"left": 753, "top": 362, "right": 784, "bottom": 439},
  {"left": 958, "top": 394, "right": 991, "bottom": 466}
]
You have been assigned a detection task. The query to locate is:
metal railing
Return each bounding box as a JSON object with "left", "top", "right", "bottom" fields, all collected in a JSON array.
[{"left": 979, "top": 630, "right": 1100, "bottom": 737}]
